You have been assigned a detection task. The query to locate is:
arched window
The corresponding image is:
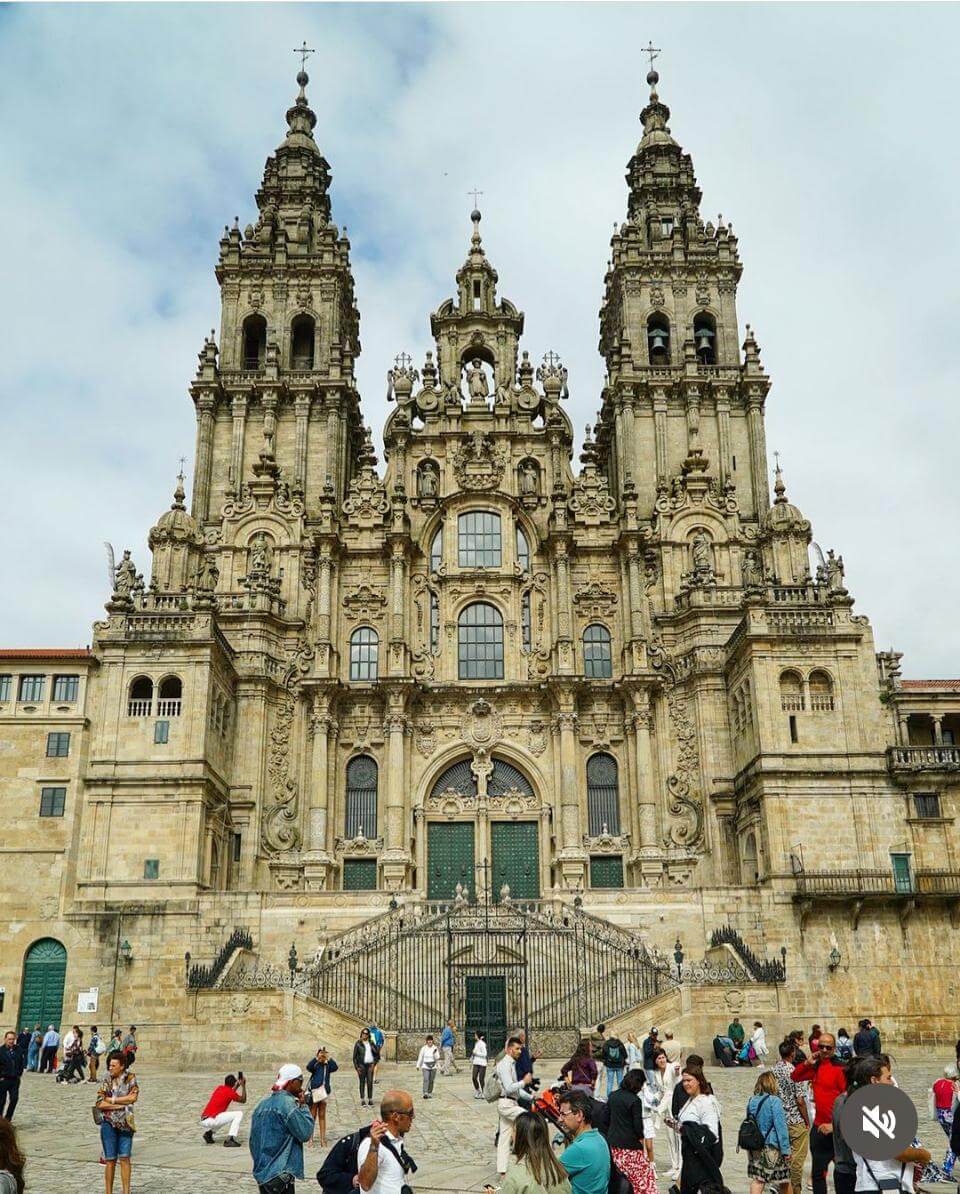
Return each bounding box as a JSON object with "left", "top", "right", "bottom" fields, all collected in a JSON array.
[
  {"left": 647, "top": 314, "right": 670, "bottom": 366},
  {"left": 345, "top": 755, "right": 378, "bottom": 838},
  {"left": 291, "top": 314, "right": 315, "bottom": 369},
  {"left": 586, "top": 753, "right": 620, "bottom": 836},
  {"left": 429, "top": 756, "right": 533, "bottom": 799},
  {"left": 743, "top": 831, "right": 759, "bottom": 883},
  {"left": 693, "top": 311, "right": 717, "bottom": 365},
  {"left": 809, "top": 670, "right": 834, "bottom": 712},
  {"left": 488, "top": 758, "right": 534, "bottom": 796},
  {"left": 779, "top": 670, "right": 804, "bottom": 712},
  {"left": 430, "top": 758, "right": 478, "bottom": 798},
  {"left": 128, "top": 675, "right": 153, "bottom": 717},
  {"left": 583, "top": 624, "right": 613, "bottom": 679},
  {"left": 349, "top": 627, "right": 379, "bottom": 682},
  {"left": 516, "top": 526, "right": 530, "bottom": 572},
  {"left": 430, "top": 591, "right": 440, "bottom": 653},
  {"left": 458, "top": 602, "right": 504, "bottom": 679},
  {"left": 521, "top": 591, "right": 532, "bottom": 652},
  {"left": 157, "top": 675, "right": 182, "bottom": 716},
  {"left": 242, "top": 314, "right": 267, "bottom": 370},
  {"left": 458, "top": 511, "right": 502, "bottom": 568},
  {"left": 430, "top": 528, "right": 443, "bottom": 572}
]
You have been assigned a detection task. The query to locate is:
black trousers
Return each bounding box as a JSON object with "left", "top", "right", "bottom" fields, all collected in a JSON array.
[
  {"left": 811, "top": 1127, "right": 835, "bottom": 1194},
  {"left": 0, "top": 1079, "right": 20, "bottom": 1120},
  {"left": 472, "top": 1064, "right": 486, "bottom": 1093},
  {"left": 358, "top": 1063, "right": 374, "bottom": 1101},
  {"left": 39, "top": 1046, "right": 57, "bottom": 1074},
  {"left": 835, "top": 1167, "right": 856, "bottom": 1194}
]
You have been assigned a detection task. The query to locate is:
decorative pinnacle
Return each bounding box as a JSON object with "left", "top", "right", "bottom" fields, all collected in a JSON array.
[
  {"left": 643, "top": 41, "right": 662, "bottom": 92},
  {"left": 172, "top": 459, "right": 187, "bottom": 511},
  {"left": 773, "top": 450, "right": 787, "bottom": 504}
]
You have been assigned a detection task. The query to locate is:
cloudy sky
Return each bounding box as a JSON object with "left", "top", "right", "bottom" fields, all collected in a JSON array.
[{"left": 2, "top": 3, "right": 958, "bottom": 678}]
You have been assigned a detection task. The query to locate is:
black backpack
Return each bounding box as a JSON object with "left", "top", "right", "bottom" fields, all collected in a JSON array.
[
  {"left": 317, "top": 1125, "right": 371, "bottom": 1192},
  {"left": 736, "top": 1094, "right": 771, "bottom": 1152},
  {"left": 603, "top": 1038, "right": 626, "bottom": 1067}
]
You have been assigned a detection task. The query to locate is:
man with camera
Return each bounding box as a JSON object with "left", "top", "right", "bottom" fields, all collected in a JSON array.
[
  {"left": 495, "top": 1035, "right": 536, "bottom": 1177},
  {"left": 201, "top": 1070, "right": 247, "bottom": 1145},
  {"left": 357, "top": 1089, "right": 417, "bottom": 1194}
]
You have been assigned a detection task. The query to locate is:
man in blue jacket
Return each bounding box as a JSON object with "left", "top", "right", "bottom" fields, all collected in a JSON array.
[{"left": 249, "top": 1063, "right": 314, "bottom": 1193}]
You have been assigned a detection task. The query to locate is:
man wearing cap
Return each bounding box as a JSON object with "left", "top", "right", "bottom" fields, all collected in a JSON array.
[
  {"left": 642, "top": 1027, "right": 660, "bottom": 1086},
  {"left": 249, "top": 1063, "right": 314, "bottom": 1193}
]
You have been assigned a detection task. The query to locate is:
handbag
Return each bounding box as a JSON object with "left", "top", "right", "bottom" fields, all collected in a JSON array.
[
  {"left": 258, "top": 1173, "right": 295, "bottom": 1194},
  {"left": 311, "top": 1086, "right": 329, "bottom": 1104}
]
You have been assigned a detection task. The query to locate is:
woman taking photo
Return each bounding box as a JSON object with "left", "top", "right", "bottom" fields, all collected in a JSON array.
[
  {"left": 744, "top": 1070, "right": 791, "bottom": 1194},
  {"left": 95, "top": 1050, "right": 139, "bottom": 1194},
  {"left": 483, "top": 1111, "right": 572, "bottom": 1194},
  {"left": 305, "top": 1045, "right": 338, "bottom": 1147},
  {"left": 352, "top": 1027, "right": 379, "bottom": 1107},
  {"left": 470, "top": 1030, "right": 488, "bottom": 1099},
  {"left": 674, "top": 1063, "right": 723, "bottom": 1194},
  {"left": 608, "top": 1069, "right": 657, "bottom": 1194}
]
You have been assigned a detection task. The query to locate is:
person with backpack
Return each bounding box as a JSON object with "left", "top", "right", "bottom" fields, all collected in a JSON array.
[
  {"left": 87, "top": 1026, "right": 107, "bottom": 1084},
  {"left": 835, "top": 1029, "right": 854, "bottom": 1063},
  {"left": 249, "top": 1063, "right": 313, "bottom": 1194},
  {"left": 741, "top": 1071, "right": 790, "bottom": 1194},
  {"left": 367, "top": 1024, "right": 384, "bottom": 1086},
  {"left": 601, "top": 1032, "right": 627, "bottom": 1099},
  {"left": 356, "top": 1089, "right": 417, "bottom": 1193}
]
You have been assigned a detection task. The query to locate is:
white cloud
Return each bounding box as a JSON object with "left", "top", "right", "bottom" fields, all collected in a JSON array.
[{"left": 1, "top": 3, "right": 958, "bottom": 676}]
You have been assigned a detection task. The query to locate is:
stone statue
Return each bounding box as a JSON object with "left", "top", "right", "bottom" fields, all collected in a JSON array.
[
  {"left": 742, "top": 550, "right": 762, "bottom": 590},
  {"left": 196, "top": 553, "right": 220, "bottom": 593},
  {"left": 826, "top": 549, "right": 846, "bottom": 592},
  {"left": 499, "top": 883, "right": 512, "bottom": 905},
  {"left": 453, "top": 881, "right": 468, "bottom": 907},
  {"left": 262, "top": 407, "right": 276, "bottom": 456},
  {"left": 113, "top": 550, "right": 137, "bottom": 597},
  {"left": 249, "top": 534, "right": 272, "bottom": 575},
  {"left": 418, "top": 462, "right": 439, "bottom": 498},
  {"left": 466, "top": 359, "right": 489, "bottom": 402},
  {"left": 519, "top": 460, "right": 539, "bottom": 497},
  {"left": 691, "top": 532, "right": 713, "bottom": 575}
]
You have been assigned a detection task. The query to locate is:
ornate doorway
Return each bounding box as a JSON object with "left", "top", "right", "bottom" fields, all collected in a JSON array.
[
  {"left": 18, "top": 938, "right": 67, "bottom": 1031},
  {"left": 492, "top": 822, "right": 539, "bottom": 900},
  {"left": 427, "top": 822, "right": 475, "bottom": 900}
]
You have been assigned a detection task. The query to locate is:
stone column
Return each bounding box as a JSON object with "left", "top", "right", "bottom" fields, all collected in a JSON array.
[
  {"left": 293, "top": 394, "right": 311, "bottom": 494},
  {"left": 317, "top": 557, "right": 332, "bottom": 641},
  {"left": 716, "top": 390, "right": 732, "bottom": 483},
  {"left": 653, "top": 388, "right": 668, "bottom": 482},
  {"left": 326, "top": 404, "right": 340, "bottom": 491},
  {"left": 747, "top": 397, "right": 769, "bottom": 516},
  {"left": 620, "top": 392, "right": 636, "bottom": 489},
  {"left": 554, "top": 541, "right": 574, "bottom": 672},
  {"left": 193, "top": 395, "right": 216, "bottom": 519},
  {"left": 932, "top": 714, "right": 944, "bottom": 746},
  {"left": 381, "top": 692, "right": 410, "bottom": 889},
  {"left": 390, "top": 542, "right": 405, "bottom": 644},
  {"left": 308, "top": 694, "right": 331, "bottom": 850},
  {"left": 632, "top": 694, "right": 658, "bottom": 848},
  {"left": 627, "top": 549, "right": 644, "bottom": 640},
  {"left": 230, "top": 393, "right": 248, "bottom": 493},
  {"left": 897, "top": 714, "right": 910, "bottom": 746},
  {"left": 554, "top": 692, "right": 586, "bottom": 889}
]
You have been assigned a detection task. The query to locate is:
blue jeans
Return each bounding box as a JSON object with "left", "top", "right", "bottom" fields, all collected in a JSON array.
[
  {"left": 100, "top": 1121, "right": 134, "bottom": 1160},
  {"left": 605, "top": 1066, "right": 624, "bottom": 1097}
]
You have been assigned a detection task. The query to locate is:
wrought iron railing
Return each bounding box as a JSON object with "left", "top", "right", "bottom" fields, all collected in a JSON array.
[
  {"left": 709, "top": 925, "right": 785, "bottom": 983},
  {"left": 795, "top": 869, "right": 960, "bottom": 898},
  {"left": 188, "top": 927, "right": 254, "bottom": 989}
]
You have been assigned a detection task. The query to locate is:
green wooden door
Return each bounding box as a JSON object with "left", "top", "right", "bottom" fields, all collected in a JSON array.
[
  {"left": 465, "top": 975, "right": 507, "bottom": 1054},
  {"left": 427, "top": 822, "right": 475, "bottom": 900},
  {"left": 891, "top": 853, "right": 913, "bottom": 893},
  {"left": 491, "top": 822, "right": 539, "bottom": 900},
  {"left": 18, "top": 938, "right": 67, "bottom": 1031}
]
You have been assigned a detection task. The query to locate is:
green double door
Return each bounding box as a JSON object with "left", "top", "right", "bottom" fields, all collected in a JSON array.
[
  {"left": 18, "top": 938, "right": 67, "bottom": 1031},
  {"left": 465, "top": 975, "right": 507, "bottom": 1054},
  {"left": 427, "top": 822, "right": 539, "bottom": 901}
]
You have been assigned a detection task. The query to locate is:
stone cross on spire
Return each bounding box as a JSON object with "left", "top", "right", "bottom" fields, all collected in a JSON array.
[
  {"left": 293, "top": 41, "right": 315, "bottom": 73},
  {"left": 468, "top": 186, "right": 484, "bottom": 211},
  {"left": 643, "top": 41, "right": 661, "bottom": 74}
]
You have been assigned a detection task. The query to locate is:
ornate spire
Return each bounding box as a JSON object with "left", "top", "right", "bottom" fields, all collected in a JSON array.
[
  {"left": 283, "top": 50, "right": 319, "bottom": 151},
  {"left": 171, "top": 463, "right": 186, "bottom": 512},
  {"left": 773, "top": 450, "right": 787, "bottom": 504},
  {"left": 638, "top": 58, "right": 677, "bottom": 151}
]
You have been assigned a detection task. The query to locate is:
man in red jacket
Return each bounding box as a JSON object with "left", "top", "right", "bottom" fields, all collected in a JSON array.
[{"left": 792, "top": 1032, "right": 847, "bottom": 1194}]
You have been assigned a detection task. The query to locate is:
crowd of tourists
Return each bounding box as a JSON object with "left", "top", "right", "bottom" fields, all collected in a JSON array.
[{"left": 2, "top": 1016, "right": 959, "bottom": 1194}]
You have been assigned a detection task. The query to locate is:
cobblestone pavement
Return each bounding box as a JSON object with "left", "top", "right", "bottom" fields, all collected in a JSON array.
[{"left": 10, "top": 1057, "right": 954, "bottom": 1192}]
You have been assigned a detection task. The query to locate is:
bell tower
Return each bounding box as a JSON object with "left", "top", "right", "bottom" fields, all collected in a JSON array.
[{"left": 189, "top": 62, "right": 363, "bottom": 526}]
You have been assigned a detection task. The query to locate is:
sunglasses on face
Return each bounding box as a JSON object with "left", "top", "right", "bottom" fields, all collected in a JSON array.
[{"left": 819, "top": 1044, "right": 835, "bottom": 1051}]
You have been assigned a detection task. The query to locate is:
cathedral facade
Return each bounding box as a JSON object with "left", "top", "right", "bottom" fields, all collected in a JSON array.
[{"left": 2, "top": 65, "right": 958, "bottom": 1056}]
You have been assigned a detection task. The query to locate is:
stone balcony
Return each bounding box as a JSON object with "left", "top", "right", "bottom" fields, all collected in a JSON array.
[
  {"left": 794, "top": 867, "right": 960, "bottom": 929},
  {"left": 888, "top": 745, "right": 960, "bottom": 773}
]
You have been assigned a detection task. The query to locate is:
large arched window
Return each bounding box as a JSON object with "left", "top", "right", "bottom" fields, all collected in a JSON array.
[
  {"left": 779, "top": 670, "right": 804, "bottom": 712},
  {"left": 127, "top": 675, "right": 153, "bottom": 717},
  {"left": 291, "top": 314, "right": 315, "bottom": 369},
  {"left": 429, "top": 528, "right": 443, "bottom": 572},
  {"left": 516, "top": 526, "right": 530, "bottom": 572},
  {"left": 583, "top": 624, "right": 613, "bottom": 679},
  {"left": 242, "top": 314, "right": 267, "bottom": 370},
  {"left": 458, "top": 511, "right": 502, "bottom": 568},
  {"left": 349, "top": 627, "right": 379, "bottom": 682},
  {"left": 693, "top": 311, "right": 717, "bottom": 365},
  {"left": 429, "top": 756, "right": 534, "bottom": 799},
  {"left": 345, "top": 755, "right": 378, "bottom": 838},
  {"left": 488, "top": 759, "right": 534, "bottom": 796},
  {"left": 647, "top": 314, "right": 671, "bottom": 366},
  {"left": 809, "top": 670, "right": 835, "bottom": 712},
  {"left": 586, "top": 752, "right": 620, "bottom": 836},
  {"left": 157, "top": 675, "right": 182, "bottom": 716},
  {"left": 458, "top": 602, "right": 504, "bottom": 679}
]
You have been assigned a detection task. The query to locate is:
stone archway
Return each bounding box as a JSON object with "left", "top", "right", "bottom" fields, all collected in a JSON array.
[{"left": 18, "top": 938, "right": 67, "bottom": 1031}]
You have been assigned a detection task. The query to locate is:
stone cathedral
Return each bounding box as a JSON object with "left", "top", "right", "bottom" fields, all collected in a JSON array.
[{"left": 3, "top": 65, "right": 958, "bottom": 1060}]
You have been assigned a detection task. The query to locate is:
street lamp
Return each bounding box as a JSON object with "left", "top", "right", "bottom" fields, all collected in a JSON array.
[
  {"left": 119, "top": 939, "right": 133, "bottom": 965},
  {"left": 828, "top": 947, "right": 841, "bottom": 972},
  {"left": 673, "top": 938, "right": 684, "bottom": 982},
  {"left": 288, "top": 942, "right": 298, "bottom": 986}
]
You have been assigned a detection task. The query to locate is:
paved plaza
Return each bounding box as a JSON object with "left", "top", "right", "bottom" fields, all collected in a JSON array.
[{"left": 9, "top": 1056, "right": 954, "bottom": 1192}]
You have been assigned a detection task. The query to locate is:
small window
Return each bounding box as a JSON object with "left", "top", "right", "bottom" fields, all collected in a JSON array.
[
  {"left": 583, "top": 624, "right": 613, "bottom": 679},
  {"left": 943, "top": 729, "right": 955, "bottom": 746},
  {"left": 128, "top": 675, "right": 153, "bottom": 716},
  {"left": 660, "top": 217, "right": 674, "bottom": 238},
  {"left": 732, "top": 455, "right": 737, "bottom": 471},
  {"left": 53, "top": 675, "right": 79, "bottom": 703},
  {"left": 343, "top": 858, "right": 378, "bottom": 891},
  {"left": 144, "top": 859, "right": 160, "bottom": 880},
  {"left": 430, "top": 591, "right": 440, "bottom": 653},
  {"left": 18, "top": 675, "right": 45, "bottom": 702},
  {"left": 516, "top": 527, "right": 530, "bottom": 572},
  {"left": 291, "top": 313, "right": 315, "bottom": 370},
  {"left": 473, "top": 279, "right": 482, "bottom": 311},
  {"left": 458, "top": 511, "right": 502, "bottom": 568},
  {"left": 521, "top": 591, "right": 532, "bottom": 653},
  {"left": 39, "top": 787, "right": 66, "bottom": 817},
  {"left": 157, "top": 676, "right": 182, "bottom": 716},
  {"left": 0, "top": 675, "right": 10, "bottom": 702},
  {"left": 430, "top": 528, "right": 442, "bottom": 572},
  {"left": 46, "top": 732, "right": 70, "bottom": 758},
  {"left": 231, "top": 832, "right": 242, "bottom": 863},
  {"left": 154, "top": 720, "right": 170, "bottom": 744},
  {"left": 349, "top": 627, "right": 379, "bottom": 682},
  {"left": 590, "top": 855, "right": 625, "bottom": 890},
  {"left": 789, "top": 715, "right": 798, "bottom": 743},
  {"left": 914, "top": 794, "right": 942, "bottom": 819}
]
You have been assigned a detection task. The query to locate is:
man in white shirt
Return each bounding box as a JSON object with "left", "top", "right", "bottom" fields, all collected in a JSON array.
[
  {"left": 357, "top": 1089, "right": 416, "bottom": 1194},
  {"left": 495, "top": 1035, "right": 534, "bottom": 1177}
]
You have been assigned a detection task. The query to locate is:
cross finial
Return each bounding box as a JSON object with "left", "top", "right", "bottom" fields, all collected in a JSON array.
[
  {"left": 468, "top": 186, "right": 483, "bottom": 210},
  {"left": 293, "top": 41, "right": 315, "bottom": 73},
  {"left": 643, "top": 41, "right": 661, "bottom": 74},
  {"left": 543, "top": 349, "right": 561, "bottom": 370},
  {"left": 773, "top": 450, "right": 781, "bottom": 472},
  {"left": 394, "top": 351, "right": 412, "bottom": 371},
  {"left": 178, "top": 455, "right": 186, "bottom": 480}
]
